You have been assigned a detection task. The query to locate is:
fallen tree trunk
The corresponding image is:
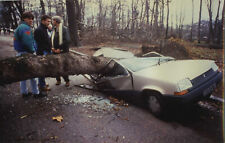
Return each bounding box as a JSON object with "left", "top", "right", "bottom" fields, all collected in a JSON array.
[{"left": 0, "top": 52, "right": 109, "bottom": 85}]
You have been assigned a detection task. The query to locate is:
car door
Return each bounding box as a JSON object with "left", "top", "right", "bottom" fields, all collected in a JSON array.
[{"left": 96, "top": 61, "right": 133, "bottom": 90}]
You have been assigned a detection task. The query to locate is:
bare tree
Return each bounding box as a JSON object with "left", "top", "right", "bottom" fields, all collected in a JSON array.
[
  {"left": 97, "top": 0, "right": 103, "bottom": 29},
  {"left": 206, "top": 0, "right": 214, "bottom": 43},
  {"left": 111, "top": 1, "right": 118, "bottom": 38},
  {"left": 190, "top": 0, "right": 194, "bottom": 41},
  {"left": 222, "top": 0, "right": 225, "bottom": 24},
  {"left": 40, "top": 0, "right": 46, "bottom": 15},
  {"left": 160, "top": 0, "right": 165, "bottom": 30},
  {"left": 165, "top": 0, "right": 171, "bottom": 39},
  {"left": 214, "top": 0, "right": 221, "bottom": 44},
  {"left": 14, "top": 1, "right": 24, "bottom": 17},
  {"left": 1, "top": 1, "right": 25, "bottom": 28},
  {"left": 145, "top": 0, "right": 150, "bottom": 27},
  {"left": 46, "top": 0, "right": 52, "bottom": 16},
  {"left": 217, "top": 0, "right": 224, "bottom": 44},
  {"left": 170, "top": 14, "right": 173, "bottom": 35},
  {"left": 198, "top": 0, "right": 202, "bottom": 43},
  {"left": 150, "top": 1, "right": 156, "bottom": 27},
  {"left": 178, "top": 8, "right": 185, "bottom": 39},
  {"left": 66, "top": 0, "right": 79, "bottom": 46},
  {"left": 139, "top": 0, "right": 145, "bottom": 29},
  {"left": 153, "top": 0, "right": 159, "bottom": 37},
  {"left": 80, "top": 0, "right": 86, "bottom": 25}
]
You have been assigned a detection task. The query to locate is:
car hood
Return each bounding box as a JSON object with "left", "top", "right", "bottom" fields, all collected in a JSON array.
[{"left": 135, "top": 60, "right": 214, "bottom": 84}]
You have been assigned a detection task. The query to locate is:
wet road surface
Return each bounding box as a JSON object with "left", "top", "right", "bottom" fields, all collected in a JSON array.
[{"left": 0, "top": 35, "right": 224, "bottom": 143}]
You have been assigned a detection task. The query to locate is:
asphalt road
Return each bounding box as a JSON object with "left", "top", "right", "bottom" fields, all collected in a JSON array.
[{"left": 0, "top": 35, "right": 223, "bottom": 143}]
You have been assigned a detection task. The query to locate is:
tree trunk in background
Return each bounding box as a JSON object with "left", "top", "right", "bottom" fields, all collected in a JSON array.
[
  {"left": 47, "top": 0, "right": 52, "bottom": 16},
  {"left": 178, "top": 9, "right": 184, "bottom": 39},
  {"left": 150, "top": 1, "right": 156, "bottom": 27},
  {"left": 0, "top": 53, "right": 109, "bottom": 85},
  {"left": 218, "top": 0, "right": 224, "bottom": 44},
  {"left": 97, "top": 0, "right": 103, "bottom": 29},
  {"left": 40, "top": 0, "right": 46, "bottom": 15},
  {"left": 6, "top": 2, "right": 15, "bottom": 28},
  {"left": 170, "top": 14, "right": 173, "bottom": 35},
  {"left": 206, "top": 0, "right": 214, "bottom": 44},
  {"left": 160, "top": 0, "right": 164, "bottom": 30},
  {"left": 214, "top": 0, "right": 221, "bottom": 44},
  {"left": 66, "top": 0, "right": 79, "bottom": 46},
  {"left": 153, "top": 0, "right": 159, "bottom": 37},
  {"left": 14, "top": 1, "right": 24, "bottom": 18},
  {"left": 190, "top": 0, "right": 194, "bottom": 42},
  {"left": 165, "top": 0, "right": 170, "bottom": 39},
  {"left": 139, "top": 0, "right": 144, "bottom": 29},
  {"left": 74, "top": 0, "right": 81, "bottom": 31},
  {"left": 198, "top": 0, "right": 202, "bottom": 43},
  {"left": 111, "top": 3, "right": 117, "bottom": 38},
  {"left": 145, "top": 0, "right": 150, "bottom": 27},
  {"left": 131, "top": 0, "right": 135, "bottom": 35},
  {"left": 2, "top": 1, "right": 24, "bottom": 29}
]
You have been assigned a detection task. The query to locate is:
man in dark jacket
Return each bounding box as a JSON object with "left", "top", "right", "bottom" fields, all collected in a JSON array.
[
  {"left": 34, "top": 15, "right": 52, "bottom": 92},
  {"left": 51, "top": 16, "right": 71, "bottom": 87}
]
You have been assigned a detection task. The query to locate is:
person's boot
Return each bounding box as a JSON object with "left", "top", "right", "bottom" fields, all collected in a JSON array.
[
  {"left": 65, "top": 81, "right": 70, "bottom": 87},
  {"left": 40, "top": 86, "right": 51, "bottom": 91},
  {"left": 22, "top": 92, "right": 32, "bottom": 98},
  {"left": 55, "top": 81, "right": 61, "bottom": 85},
  {"left": 33, "top": 92, "right": 47, "bottom": 98}
]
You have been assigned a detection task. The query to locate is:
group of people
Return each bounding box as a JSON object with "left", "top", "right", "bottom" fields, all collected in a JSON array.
[
  {"left": 0, "top": 27, "right": 11, "bottom": 35},
  {"left": 14, "top": 11, "right": 71, "bottom": 98}
]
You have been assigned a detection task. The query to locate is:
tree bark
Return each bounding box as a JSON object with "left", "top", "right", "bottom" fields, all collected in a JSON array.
[
  {"left": 0, "top": 53, "right": 109, "bottom": 85},
  {"left": 153, "top": 0, "right": 159, "bottom": 37},
  {"left": 198, "top": 0, "right": 202, "bottom": 43},
  {"left": 14, "top": 1, "right": 24, "bottom": 17},
  {"left": 160, "top": 0, "right": 165, "bottom": 29},
  {"left": 66, "top": 0, "right": 79, "bottom": 46},
  {"left": 165, "top": 0, "right": 170, "bottom": 39},
  {"left": 214, "top": 0, "right": 221, "bottom": 44},
  {"left": 206, "top": 0, "right": 214, "bottom": 44},
  {"left": 40, "top": 0, "right": 46, "bottom": 15},
  {"left": 145, "top": 0, "right": 150, "bottom": 26},
  {"left": 190, "top": 0, "right": 194, "bottom": 41}
]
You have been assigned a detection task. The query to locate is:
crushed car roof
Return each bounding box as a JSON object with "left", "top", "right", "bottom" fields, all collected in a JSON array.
[
  {"left": 93, "top": 47, "right": 134, "bottom": 59},
  {"left": 118, "top": 57, "right": 175, "bottom": 72}
]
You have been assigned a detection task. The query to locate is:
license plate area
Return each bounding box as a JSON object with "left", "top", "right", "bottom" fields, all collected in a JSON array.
[{"left": 203, "top": 83, "right": 216, "bottom": 97}]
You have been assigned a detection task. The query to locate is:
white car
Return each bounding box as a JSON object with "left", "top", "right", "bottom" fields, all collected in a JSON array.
[{"left": 91, "top": 48, "right": 222, "bottom": 116}]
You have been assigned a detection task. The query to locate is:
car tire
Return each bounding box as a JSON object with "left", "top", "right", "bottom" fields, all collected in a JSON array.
[{"left": 148, "top": 94, "right": 163, "bottom": 117}]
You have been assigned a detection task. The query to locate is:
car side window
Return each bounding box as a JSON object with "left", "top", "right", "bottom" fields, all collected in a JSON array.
[{"left": 106, "top": 62, "right": 128, "bottom": 77}]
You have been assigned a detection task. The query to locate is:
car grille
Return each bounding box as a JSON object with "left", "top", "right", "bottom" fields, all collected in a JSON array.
[{"left": 190, "top": 69, "right": 216, "bottom": 90}]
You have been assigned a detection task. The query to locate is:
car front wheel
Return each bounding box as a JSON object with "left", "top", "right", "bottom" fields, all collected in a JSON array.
[{"left": 148, "top": 95, "right": 163, "bottom": 116}]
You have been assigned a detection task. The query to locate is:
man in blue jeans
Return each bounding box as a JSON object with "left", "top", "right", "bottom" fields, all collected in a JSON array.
[
  {"left": 34, "top": 15, "right": 52, "bottom": 92},
  {"left": 14, "top": 12, "right": 42, "bottom": 98}
]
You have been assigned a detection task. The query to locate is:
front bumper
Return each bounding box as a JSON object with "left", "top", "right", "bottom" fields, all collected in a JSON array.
[{"left": 163, "top": 71, "right": 222, "bottom": 103}]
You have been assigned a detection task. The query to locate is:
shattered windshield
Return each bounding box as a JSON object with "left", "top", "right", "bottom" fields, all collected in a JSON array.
[{"left": 119, "top": 57, "right": 174, "bottom": 72}]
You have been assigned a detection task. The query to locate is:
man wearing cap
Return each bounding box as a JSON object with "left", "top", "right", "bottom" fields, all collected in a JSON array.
[
  {"left": 13, "top": 11, "right": 42, "bottom": 98},
  {"left": 51, "top": 16, "right": 71, "bottom": 87}
]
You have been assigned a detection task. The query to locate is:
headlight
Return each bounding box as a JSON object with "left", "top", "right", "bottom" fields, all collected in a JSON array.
[
  {"left": 211, "top": 62, "right": 218, "bottom": 71},
  {"left": 174, "top": 78, "right": 192, "bottom": 96}
]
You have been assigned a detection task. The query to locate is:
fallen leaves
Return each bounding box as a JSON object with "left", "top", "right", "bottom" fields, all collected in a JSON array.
[
  {"left": 52, "top": 115, "right": 63, "bottom": 122},
  {"left": 109, "top": 96, "right": 129, "bottom": 107},
  {"left": 50, "top": 136, "right": 58, "bottom": 140}
]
